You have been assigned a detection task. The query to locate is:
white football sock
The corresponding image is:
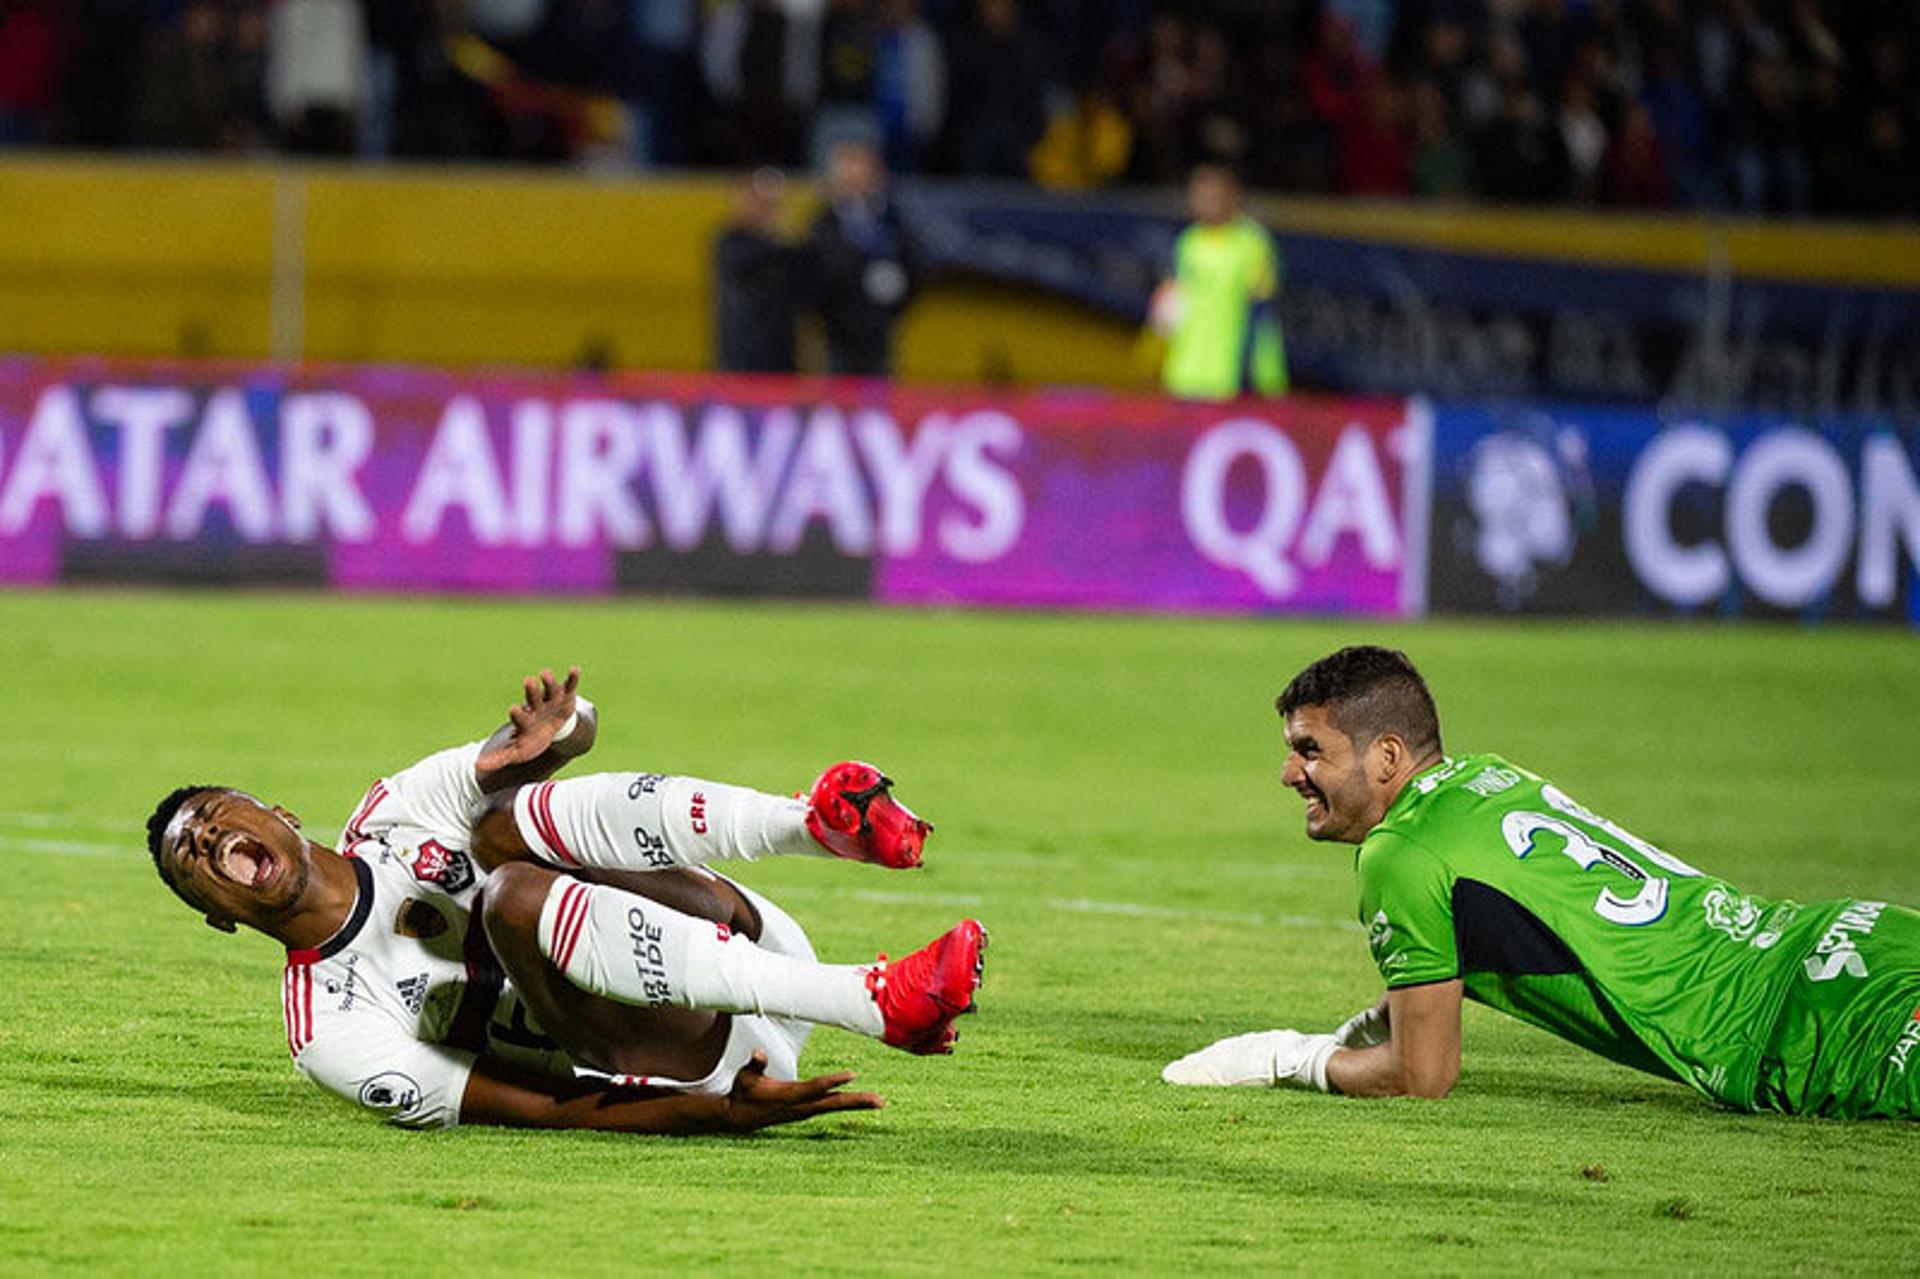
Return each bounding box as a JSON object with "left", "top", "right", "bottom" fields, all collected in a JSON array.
[
  {"left": 515, "top": 772, "right": 822, "bottom": 872},
  {"left": 536, "top": 877, "right": 884, "bottom": 1036}
]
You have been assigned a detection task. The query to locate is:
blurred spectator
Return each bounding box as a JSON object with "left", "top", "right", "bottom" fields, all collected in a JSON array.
[
  {"left": 702, "top": 0, "right": 817, "bottom": 166},
  {"left": 811, "top": 0, "right": 942, "bottom": 172},
  {"left": 62, "top": 0, "right": 148, "bottom": 146},
  {"left": 714, "top": 168, "right": 803, "bottom": 373},
  {"left": 625, "top": 0, "right": 701, "bottom": 167},
  {"left": 1557, "top": 78, "right": 1608, "bottom": 204},
  {"left": 1725, "top": 48, "right": 1807, "bottom": 215},
  {"left": 945, "top": 0, "right": 1049, "bottom": 177},
  {"left": 1335, "top": 77, "right": 1410, "bottom": 196},
  {"left": 815, "top": 0, "right": 881, "bottom": 153},
  {"left": 1408, "top": 77, "right": 1471, "bottom": 199},
  {"left": 0, "top": 0, "right": 69, "bottom": 144},
  {"left": 1640, "top": 45, "right": 1717, "bottom": 207},
  {"left": 803, "top": 138, "right": 920, "bottom": 376},
  {"left": 365, "top": 0, "right": 492, "bottom": 161},
  {"left": 1303, "top": 12, "right": 1379, "bottom": 146},
  {"left": 1326, "top": 0, "right": 1395, "bottom": 64},
  {"left": 1153, "top": 164, "right": 1286, "bottom": 401},
  {"left": 7, "top": 0, "right": 1920, "bottom": 222},
  {"left": 1474, "top": 80, "right": 1568, "bottom": 204},
  {"left": 132, "top": 0, "right": 259, "bottom": 152},
  {"left": 266, "top": 0, "right": 368, "bottom": 154},
  {"left": 1124, "top": 11, "right": 1195, "bottom": 184},
  {"left": 1028, "top": 86, "right": 1133, "bottom": 189},
  {"left": 1602, "top": 101, "right": 1669, "bottom": 208},
  {"left": 1850, "top": 108, "right": 1920, "bottom": 220},
  {"left": 1182, "top": 23, "right": 1251, "bottom": 170}
]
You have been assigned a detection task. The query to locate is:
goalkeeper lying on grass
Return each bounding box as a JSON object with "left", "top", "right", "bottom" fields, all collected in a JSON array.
[{"left": 1165, "top": 645, "right": 1920, "bottom": 1119}]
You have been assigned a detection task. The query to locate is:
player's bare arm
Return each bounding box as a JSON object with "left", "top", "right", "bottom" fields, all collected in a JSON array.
[
  {"left": 459, "top": 1050, "right": 883, "bottom": 1135},
  {"left": 1324, "top": 981, "right": 1463, "bottom": 1099},
  {"left": 474, "top": 665, "right": 597, "bottom": 794}
]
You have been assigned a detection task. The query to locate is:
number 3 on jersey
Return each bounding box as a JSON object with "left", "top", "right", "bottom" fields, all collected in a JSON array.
[{"left": 1500, "top": 785, "right": 1703, "bottom": 927}]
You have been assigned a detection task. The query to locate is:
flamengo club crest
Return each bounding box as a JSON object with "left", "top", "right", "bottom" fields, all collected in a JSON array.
[{"left": 407, "top": 839, "right": 475, "bottom": 894}]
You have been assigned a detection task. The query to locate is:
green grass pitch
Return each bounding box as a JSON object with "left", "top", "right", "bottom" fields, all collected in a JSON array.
[{"left": 3, "top": 591, "right": 1918, "bottom": 1273}]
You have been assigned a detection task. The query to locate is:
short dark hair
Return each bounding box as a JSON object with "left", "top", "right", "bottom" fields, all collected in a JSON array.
[
  {"left": 147, "top": 785, "right": 222, "bottom": 906},
  {"left": 1277, "top": 646, "right": 1442, "bottom": 756}
]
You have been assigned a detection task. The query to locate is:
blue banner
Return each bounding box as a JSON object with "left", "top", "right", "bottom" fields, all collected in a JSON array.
[
  {"left": 1428, "top": 402, "right": 1920, "bottom": 625},
  {"left": 901, "top": 184, "right": 1920, "bottom": 422}
]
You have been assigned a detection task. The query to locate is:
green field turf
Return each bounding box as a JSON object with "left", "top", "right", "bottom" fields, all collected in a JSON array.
[{"left": 3, "top": 590, "right": 1918, "bottom": 1274}]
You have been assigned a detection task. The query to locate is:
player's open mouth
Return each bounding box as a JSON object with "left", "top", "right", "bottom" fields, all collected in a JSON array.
[{"left": 218, "top": 834, "right": 280, "bottom": 889}]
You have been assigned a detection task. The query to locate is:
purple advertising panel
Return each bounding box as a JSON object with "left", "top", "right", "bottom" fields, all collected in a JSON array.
[{"left": 0, "top": 358, "right": 1427, "bottom": 617}]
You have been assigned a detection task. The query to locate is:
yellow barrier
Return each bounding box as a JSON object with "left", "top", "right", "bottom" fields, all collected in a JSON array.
[{"left": 0, "top": 156, "right": 1911, "bottom": 388}]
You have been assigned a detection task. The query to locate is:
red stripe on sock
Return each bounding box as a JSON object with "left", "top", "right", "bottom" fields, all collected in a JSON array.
[
  {"left": 554, "top": 883, "right": 592, "bottom": 972},
  {"left": 550, "top": 884, "right": 579, "bottom": 969},
  {"left": 529, "top": 782, "right": 577, "bottom": 866}
]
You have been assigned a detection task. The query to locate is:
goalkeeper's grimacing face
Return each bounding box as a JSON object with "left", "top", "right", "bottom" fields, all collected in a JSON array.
[{"left": 1279, "top": 705, "right": 1396, "bottom": 844}]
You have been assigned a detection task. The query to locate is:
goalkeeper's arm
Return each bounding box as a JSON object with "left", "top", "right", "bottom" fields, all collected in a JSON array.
[
  {"left": 1161, "top": 980, "right": 1461, "bottom": 1097},
  {"left": 1325, "top": 979, "right": 1462, "bottom": 1098}
]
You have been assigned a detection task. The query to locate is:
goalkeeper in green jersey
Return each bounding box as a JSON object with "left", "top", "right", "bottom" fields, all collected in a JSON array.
[
  {"left": 1162, "top": 645, "right": 1920, "bottom": 1118},
  {"left": 1151, "top": 164, "right": 1288, "bottom": 401}
]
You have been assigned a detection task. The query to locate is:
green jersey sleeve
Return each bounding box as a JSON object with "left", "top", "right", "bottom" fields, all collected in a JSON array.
[{"left": 1356, "top": 832, "right": 1459, "bottom": 988}]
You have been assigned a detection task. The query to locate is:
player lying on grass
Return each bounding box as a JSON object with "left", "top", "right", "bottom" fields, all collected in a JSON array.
[
  {"left": 1163, "top": 645, "right": 1920, "bottom": 1119},
  {"left": 147, "top": 666, "right": 986, "bottom": 1135}
]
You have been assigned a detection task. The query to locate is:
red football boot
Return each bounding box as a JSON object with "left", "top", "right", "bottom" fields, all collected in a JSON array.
[
  {"left": 865, "top": 919, "right": 988, "bottom": 1054},
  {"left": 804, "top": 761, "right": 932, "bottom": 869}
]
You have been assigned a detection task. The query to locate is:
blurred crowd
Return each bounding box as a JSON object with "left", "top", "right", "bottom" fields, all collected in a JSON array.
[{"left": 0, "top": 0, "right": 1916, "bottom": 217}]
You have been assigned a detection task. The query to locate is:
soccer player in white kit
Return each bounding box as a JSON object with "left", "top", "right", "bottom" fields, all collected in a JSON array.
[{"left": 147, "top": 666, "right": 987, "bottom": 1135}]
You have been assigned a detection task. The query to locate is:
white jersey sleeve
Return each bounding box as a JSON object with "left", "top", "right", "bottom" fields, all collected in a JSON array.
[
  {"left": 343, "top": 741, "right": 485, "bottom": 848},
  {"left": 293, "top": 1016, "right": 478, "bottom": 1130}
]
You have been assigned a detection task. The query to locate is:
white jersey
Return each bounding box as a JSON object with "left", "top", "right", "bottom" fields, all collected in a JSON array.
[
  {"left": 283, "top": 743, "right": 574, "bottom": 1129},
  {"left": 281, "top": 744, "right": 815, "bottom": 1129}
]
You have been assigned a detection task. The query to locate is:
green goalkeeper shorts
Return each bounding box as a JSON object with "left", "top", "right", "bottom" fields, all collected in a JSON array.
[{"left": 1752, "top": 902, "right": 1920, "bottom": 1119}]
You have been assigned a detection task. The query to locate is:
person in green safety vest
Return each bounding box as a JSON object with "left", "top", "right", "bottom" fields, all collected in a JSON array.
[{"left": 1150, "top": 164, "right": 1289, "bottom": 401}]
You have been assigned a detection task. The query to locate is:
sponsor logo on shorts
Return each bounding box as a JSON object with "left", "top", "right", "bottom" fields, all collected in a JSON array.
[
  {"left": 1803, "top": 900, "right": 1887, "bottom": 982},
  {"left": 627, "top": 906, "right": 672, "bottom": 1005},
  {"left": 631, "top": 824, "right": 673, "bottom": 869},
  {"left": 628, "top": 774, "right": 665, "bottom": 799},
  {"left": 1887, "top": 1008, "right": 1920, "bottom": 1075},
  {"left": 357, "top": 1071, "right": 423, "bottom": 1115}
]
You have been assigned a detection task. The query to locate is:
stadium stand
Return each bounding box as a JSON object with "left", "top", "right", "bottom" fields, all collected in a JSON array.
[{"left": 0, "top": 0, "right": 1913, "bottom": 217}]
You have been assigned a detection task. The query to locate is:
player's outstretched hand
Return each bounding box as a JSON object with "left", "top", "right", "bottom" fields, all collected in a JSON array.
[
  {"left": 1161, "top": 1029, "right": 1339, "bottom": 1091},
  {"left": 721, "top": 1052, "right": 884, "bottom": 1133},
  {"left": 478, "top": 666, "right": 584, "bottom": 771}
]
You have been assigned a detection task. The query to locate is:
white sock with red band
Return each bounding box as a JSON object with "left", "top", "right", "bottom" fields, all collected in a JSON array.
[
  {"left": 535, "top": 877, "right": 883, "bottom": 1036},
  {"left": 515, "top": 772, "right": 821, "bottom": 872}
]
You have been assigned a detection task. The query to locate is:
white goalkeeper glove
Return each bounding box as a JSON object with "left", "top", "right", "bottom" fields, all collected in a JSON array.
[
  {"left": 1160, "top": 1030, "right": 1340, "bottom": 1092},
  {"left": 1332, "top": 1002, "right": 1391, "bottom": 1049}
]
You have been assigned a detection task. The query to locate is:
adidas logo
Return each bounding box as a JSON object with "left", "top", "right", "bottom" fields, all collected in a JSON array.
[{"left": 397, "top": 974, "right": 429, "bottom": 1015}]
